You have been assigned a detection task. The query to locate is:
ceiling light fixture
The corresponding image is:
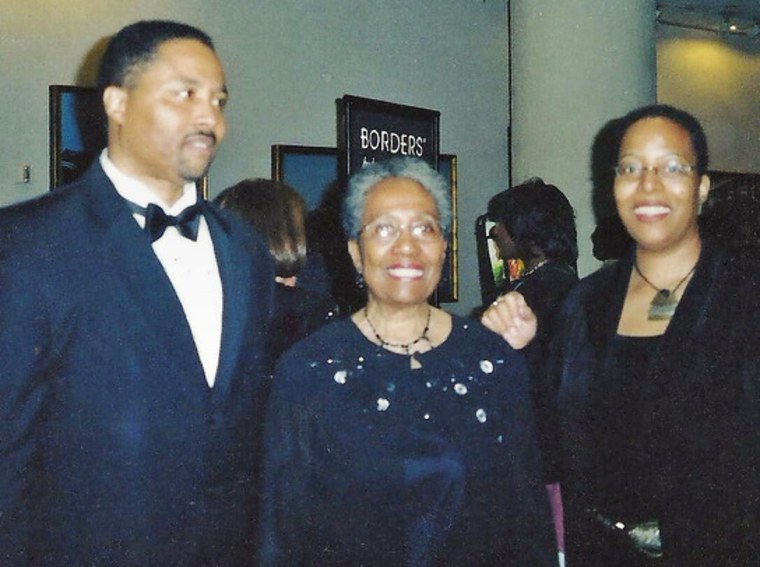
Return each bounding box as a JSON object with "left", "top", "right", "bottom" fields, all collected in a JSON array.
[{"left": 657, "top": 4, "right": 760, "bottom": 40}]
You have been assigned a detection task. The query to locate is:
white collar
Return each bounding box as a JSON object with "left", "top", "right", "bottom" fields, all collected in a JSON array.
[{"left": 99, "top": 149, "right": 198, "bottom": 215}]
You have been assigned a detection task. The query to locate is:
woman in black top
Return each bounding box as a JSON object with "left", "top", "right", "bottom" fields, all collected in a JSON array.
[{"left": 483, "top": 105, "right": 760, "bottom": 565}]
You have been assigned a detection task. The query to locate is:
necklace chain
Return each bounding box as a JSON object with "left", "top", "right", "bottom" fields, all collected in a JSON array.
[
  {"left": 364, "top": 305, "right": 432, "bottom": 356},
  {"left": 519, "top": 259, "right": 550, "bottom": 280},
  {"left": 633, "top": 261, "right": 697, "bottom": 295}
]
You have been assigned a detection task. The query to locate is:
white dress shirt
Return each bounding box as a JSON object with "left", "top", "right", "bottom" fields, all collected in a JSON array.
[{"left": 100, "top": 151, "right": 223, "bottom": 387}]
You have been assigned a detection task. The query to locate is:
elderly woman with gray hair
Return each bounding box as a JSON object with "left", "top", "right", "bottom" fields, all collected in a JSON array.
[{"left": 257, "top": 157, "right": 555, "bottom": 565}]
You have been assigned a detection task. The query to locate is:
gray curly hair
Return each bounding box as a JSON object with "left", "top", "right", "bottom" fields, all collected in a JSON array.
[{"left": 342, "top": 157, "right": 452, "bottom": 240}]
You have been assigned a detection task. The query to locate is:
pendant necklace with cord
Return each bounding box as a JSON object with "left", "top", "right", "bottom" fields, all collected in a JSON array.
[
  {"left": 633, "top": 261, "right": 698, "bottom": 321},
  {"left": 364, "top": 305, "right": 432, "bottom": 367}
]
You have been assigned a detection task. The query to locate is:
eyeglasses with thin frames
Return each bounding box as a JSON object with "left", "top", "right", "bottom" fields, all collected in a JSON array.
[
  {"left": 614, "top": 159, "right": 696, "bottom": 181},
  {"left": 359, "top": 215, "right": 443, "bottom": 244}
]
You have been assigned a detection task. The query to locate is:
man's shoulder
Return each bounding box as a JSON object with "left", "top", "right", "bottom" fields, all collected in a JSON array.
[
  {"left": 0, "top": 184, "right": 95, "bottom": 254},
  {"left": 1, "top": 162, "right": 107, "bottom": 230},
  {"left": 1, "top": 184, "right": 77, "bottom": 219}
]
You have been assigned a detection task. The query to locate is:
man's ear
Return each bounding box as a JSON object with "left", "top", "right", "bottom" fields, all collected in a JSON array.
[
  {"left": 102, "top": 85, "right": 127, "bottom": 125},
  {"left": 347, "top": 240, "right": 362, "bottom": 273}
]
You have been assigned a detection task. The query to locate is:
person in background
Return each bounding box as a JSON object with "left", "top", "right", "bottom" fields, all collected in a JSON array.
[
  {"left": 485, "top": 177, "right": 578, "bottom": 300},
  {"left": 483, "top": 104, "right": 759, "bottom": 565},
  {"left": 591, "top": 213, "right": 631, "bottom": 263},
  {"left": 0, "top": 20, "right": 273, "bottom": 564},
  {"left": 216, "top": 178, "right": 339, "bottom": 369},
  {"left": 257, "top": 157, "right": 555, "bottom": 565},
  {"left": 699, "top": 173, "right": 760, "bottom": 253},
  {"left": 482, "top": 178, "right": 579, "bottom": 557}
]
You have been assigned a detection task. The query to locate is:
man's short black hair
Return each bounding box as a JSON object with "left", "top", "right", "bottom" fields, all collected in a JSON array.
[{"left": 97, "top": 20, "right": 214, "bottom": 92}]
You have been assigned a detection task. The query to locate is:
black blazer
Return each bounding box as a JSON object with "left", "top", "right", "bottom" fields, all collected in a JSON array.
[
  {"left": 553, "top": 242, "right": 760, "bottom": 565},
  {"left": 0, "top": 162, "right": 274, "bottom": 565}
]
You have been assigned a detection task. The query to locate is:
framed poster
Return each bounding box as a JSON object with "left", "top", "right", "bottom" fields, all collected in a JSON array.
[
  {"left": 475, "top": 214, "right": 507, "bottom": 304},
  {"left": 49, "top": 85, "right": 106, "bottom": 188},
  {"left": 338, "top": 95, "right": 440, "bottom": 180},
  {"left": 271, "top": 144, "right": 358, "bottom": 307},
  {"left": 271, "top": 145, "right": 338, "bottom": 211},
  {"left": 437, "top": 153, "right": 459, "bottom": 302}
]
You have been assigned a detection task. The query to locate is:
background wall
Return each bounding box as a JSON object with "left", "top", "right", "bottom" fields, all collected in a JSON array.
[
  {"left": 0, "top": 0, "right": 508, "bottom": 314},
  {"left": 510, "top": 0, "right": 656, "bottom": 279},
  {"left": 657, "top": 24, "right": 760, "bottom": 173},
  {"left": 4, "top": 3, "right": 758, "bottom": 313}
]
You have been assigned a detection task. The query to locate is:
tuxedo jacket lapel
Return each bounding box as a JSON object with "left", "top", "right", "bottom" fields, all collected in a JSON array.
[
  {"left": 203, "top": 204, "right": 253, "bottom": 393},
  {"left": 84, "top": 165, "right": 205, "bottom": 384},
  {"left": 79, "top": 163, "right": 269, "bottom": 392}
]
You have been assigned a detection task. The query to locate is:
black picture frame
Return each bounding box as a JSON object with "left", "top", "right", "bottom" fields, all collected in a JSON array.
[
  {"left": 437, "top": 153, "right": 459, "bottom": 302},
  {"left": 338, "top": 94, "right": 440, "bottom": 181},
  {"left": 49, "top": 85, "right": 106, "bottom": 189},
  {"left": 271, "top": 144, "right": 354, "bottom": 306},
  {"left": 271, "top": 145, "right": 339, "bottom": 211},
  {"left": 475, "top": 214, "right": 508, "bottom": 304}
]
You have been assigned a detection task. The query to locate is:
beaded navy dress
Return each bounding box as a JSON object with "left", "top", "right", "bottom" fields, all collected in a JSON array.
[{"left": 257, "top": 315, "right": 555, "bottom": 566}]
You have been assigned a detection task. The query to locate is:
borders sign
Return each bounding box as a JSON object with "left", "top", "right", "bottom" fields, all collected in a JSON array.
[{"left": 339, "top": 95, "right": 440, "bottom": 179}]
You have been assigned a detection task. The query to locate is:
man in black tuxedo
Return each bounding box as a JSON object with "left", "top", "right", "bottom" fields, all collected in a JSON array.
[{"left": 0, "top": 20, "right": 273, "bottom": 564}]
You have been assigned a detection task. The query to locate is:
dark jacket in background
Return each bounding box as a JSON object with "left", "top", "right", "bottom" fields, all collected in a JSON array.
[
  {"left": 510, "top": 262, "right": 578, "bottom": 481},
  {"left": 266, "top": 283, "right": 340, "bottom": 370},
  {"left": 475, "top": 262, "right": 578, "bottom": 482}
]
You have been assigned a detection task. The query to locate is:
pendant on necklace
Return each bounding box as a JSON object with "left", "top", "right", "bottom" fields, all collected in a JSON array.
[
  {"left": 635, "top": 261, "right": 696, "bottom": 322},
  {"left": 648, "top": 289, "right": 678, "bottom": 321}
]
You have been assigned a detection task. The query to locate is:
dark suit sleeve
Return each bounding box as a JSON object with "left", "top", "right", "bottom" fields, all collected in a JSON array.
[{"left": 0, "top": 211, "right": 58, "bottom": 558}]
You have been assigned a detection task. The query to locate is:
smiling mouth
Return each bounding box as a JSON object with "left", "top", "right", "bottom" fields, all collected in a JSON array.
[
  {"left": 634, "top": 205, "right": 670, "bottom": 217},
  {"left": 388, "top": 267, "right": 424, "bottom": 279}
]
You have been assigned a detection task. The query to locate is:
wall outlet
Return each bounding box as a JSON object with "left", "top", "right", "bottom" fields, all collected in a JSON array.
[{"left": 17, "top": 164, "right": 32, "bottom": 184}]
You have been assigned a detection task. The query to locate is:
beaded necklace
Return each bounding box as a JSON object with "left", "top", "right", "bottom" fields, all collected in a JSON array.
[{"left": 363, "top": 306, "right": 432, "bottom": 365}]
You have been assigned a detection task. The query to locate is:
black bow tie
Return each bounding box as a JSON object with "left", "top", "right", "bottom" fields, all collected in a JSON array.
[{"left": 128, "top": 201, "right": 204, "bottom": 242}]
